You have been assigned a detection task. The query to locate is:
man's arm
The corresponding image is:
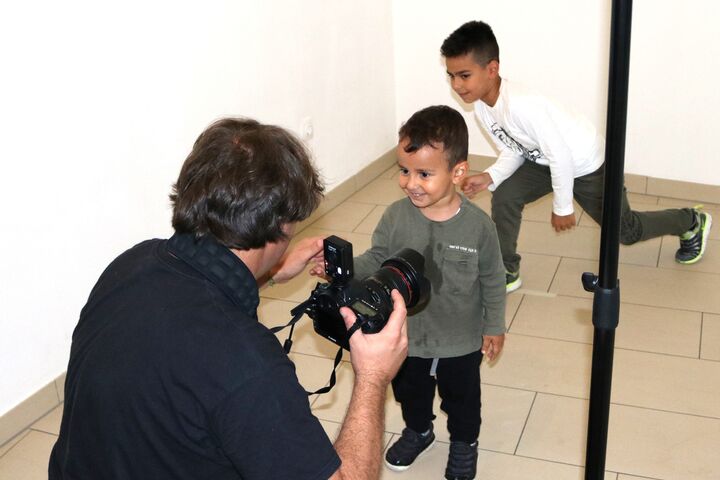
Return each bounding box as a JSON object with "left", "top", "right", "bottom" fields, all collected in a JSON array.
[{"left": 329, "top": 290, "right": 408, "bottom": 480}]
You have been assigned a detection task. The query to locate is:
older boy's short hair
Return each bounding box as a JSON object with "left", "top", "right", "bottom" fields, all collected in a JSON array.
[
  {"left": 398, "top": 105, "right": 468, "bottom": 169},
  {"left": 170, "top": 117, "right": 324, "bottom": 249},
  {"left": 441, "top": 20, "right": 500, "bottom": 66}
]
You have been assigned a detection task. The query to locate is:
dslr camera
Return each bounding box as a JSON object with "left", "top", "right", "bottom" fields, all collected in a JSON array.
[{"left": 298, "top": 235, "right": 430, "bottom": 350}]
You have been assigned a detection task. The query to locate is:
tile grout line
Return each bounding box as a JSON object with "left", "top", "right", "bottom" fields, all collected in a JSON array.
[
  {"left": 699, "top": 313, "right": 704, "bottom": 360},
  {"left": 513, "top": 391, "right": 537, "bottom": 456},
  {"left": 0, "top": 430, "right": 30, "bottom": 459}
]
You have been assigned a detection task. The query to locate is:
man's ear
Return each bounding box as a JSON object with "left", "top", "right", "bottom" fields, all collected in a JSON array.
[{"left": 452, "top": 160, "right": 469, "bottom": 185}]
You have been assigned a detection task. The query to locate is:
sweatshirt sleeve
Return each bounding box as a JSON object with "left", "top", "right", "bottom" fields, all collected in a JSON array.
[
  {"left": 474, "top": 110, "right": 525, "bottom": 190},
  {"left": 353, "top": 207, "right": 392, "bottom": 280},
  {"left": 476, "top": 217, "right": 507, "bottom": 336},
  {"left": 516, "top": 100, "right": 576, "bottom": 216},
  {"left": 485, "top": 149, "right": 525, "bottom": 191}
]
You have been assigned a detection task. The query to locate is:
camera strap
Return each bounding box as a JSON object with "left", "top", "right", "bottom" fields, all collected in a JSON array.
[{"left": 270, "top": 302, "right": 364, "bottom": 396}]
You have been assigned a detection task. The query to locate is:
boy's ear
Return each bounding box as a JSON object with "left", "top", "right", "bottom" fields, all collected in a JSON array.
[{"left": 452, "top": 160, "right": 469, "bottom": 185}]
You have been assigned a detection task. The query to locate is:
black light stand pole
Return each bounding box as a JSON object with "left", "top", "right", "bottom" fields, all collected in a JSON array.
[{"left": 582, "top": 0, "right": 633, "bottom": 478}]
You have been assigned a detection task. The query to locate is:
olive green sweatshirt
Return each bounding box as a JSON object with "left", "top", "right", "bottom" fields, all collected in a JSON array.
[{"left": 354, "top": 196, "right": 506, "bottom": 358}]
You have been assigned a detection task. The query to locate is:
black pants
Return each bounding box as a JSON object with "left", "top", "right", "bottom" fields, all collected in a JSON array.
[
  {"left": 492, "top": 161, "right": 695, "bottom": 273},
  {"left": 391, "top": 351, "right": 482, "bottom": 443}
]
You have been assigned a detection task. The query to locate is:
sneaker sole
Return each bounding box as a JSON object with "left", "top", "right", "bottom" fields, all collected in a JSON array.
[
  {"left": 506, "top": 277, "right": 522, "bottom": 293},
  {"left": 384, "top": 439, "right": 436, "bottom": 472},
  {"left": 676, "top": 212, "right": 712, "bottom": 265}
]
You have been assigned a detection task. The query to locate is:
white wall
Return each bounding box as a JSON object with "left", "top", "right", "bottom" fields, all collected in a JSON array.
[
  {"left": 2, "top": 0, "right": 718, "bottom": 417},
  {"left": 0, "top": 0, "right": 396, "bottom": 416},
  {"left": 393, "top": 0, "right": 720, "bottom": 185}
]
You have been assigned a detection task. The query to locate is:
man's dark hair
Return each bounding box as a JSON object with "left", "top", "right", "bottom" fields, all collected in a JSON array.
[
  {"left": 170, "top": 117, "right": 324, "bottom": 249},
  {"left": 398, "top": 105, "right": 468, "bottom": 169},
  {"left": 440, "top": 20, "right": 500, "bottom": 65}
]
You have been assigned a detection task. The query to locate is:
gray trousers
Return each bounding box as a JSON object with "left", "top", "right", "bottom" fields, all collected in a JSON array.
[{"left": 491, "top": 161, "right": 694, "bottom": 273}]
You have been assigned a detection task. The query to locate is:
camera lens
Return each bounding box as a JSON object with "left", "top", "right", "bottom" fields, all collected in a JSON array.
[{"left": 367, "top": 248, "right": 430, "bottom": 309}]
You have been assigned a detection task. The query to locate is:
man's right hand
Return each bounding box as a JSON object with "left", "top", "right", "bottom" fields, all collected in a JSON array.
[
  {"left": 461, "top": 172, "right": 493, "bottom": 198},
  {"left": 339, "top": 289, "right": 408, "bottom": 385}
]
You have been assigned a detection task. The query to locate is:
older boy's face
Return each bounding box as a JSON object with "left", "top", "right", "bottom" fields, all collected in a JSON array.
[
  {"left": 445, "top": 54, "right": 500, "bottom": 106},
  {"left": 396, "top": 139, "right": 466, "bottom": 215}
]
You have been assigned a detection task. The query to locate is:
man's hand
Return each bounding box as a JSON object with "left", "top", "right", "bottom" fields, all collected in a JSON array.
[
  {"left": 481, "top": 334, "right": 505, "bottom": 362},
  {"left": 340, "top": 289, "right": 408, "bottom": 385},
  {"left": 271, "top": 236, "right": 324, "bottom": 283},
  {"left": 551, "top": 212, "right": 576, "bottom": 232},
  {"left": 461, "top": 172, "right": 493, "bottom": 198}
]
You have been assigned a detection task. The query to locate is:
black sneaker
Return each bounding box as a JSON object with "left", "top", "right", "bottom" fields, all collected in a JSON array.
[
  {"left": 444, "top": 440, "right": 478, "bottom": 480},
  {"left": 675, "top": 207, "right": 712, "bottom": 264},
  {"left": 506, "top": 271, "right": 522, "bottom": 293},
  {"left": 384, "top": 426, "right": 435, "bottom": 472}
]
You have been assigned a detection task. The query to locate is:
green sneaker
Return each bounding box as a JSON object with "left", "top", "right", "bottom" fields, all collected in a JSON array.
[
  {"left": 506, "top": 271, "right": 522, "bottom": 293},
  {"left": 675, "top": 207, "right": 712, "bottom": 264}
]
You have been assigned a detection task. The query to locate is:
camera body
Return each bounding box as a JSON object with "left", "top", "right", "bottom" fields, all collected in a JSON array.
[{"left": 305, "top": 235, "right": 430, "bottom": 350}]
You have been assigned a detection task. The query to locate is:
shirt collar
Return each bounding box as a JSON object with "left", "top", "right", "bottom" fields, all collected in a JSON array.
[{"left": 166, "top": 232, "right": 259, "bottom": 321}]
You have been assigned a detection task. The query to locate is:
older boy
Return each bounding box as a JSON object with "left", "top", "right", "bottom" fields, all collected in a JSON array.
[
  {"left": 352, "top": 106, "right": 506, "bottom": 480},
  {"left": 441, "top": 21, "right": 712, "bottom": 292}
]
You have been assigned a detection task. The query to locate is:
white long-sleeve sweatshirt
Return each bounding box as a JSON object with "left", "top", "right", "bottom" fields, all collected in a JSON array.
[{"left": 475, "top": 79, "right": 605, "bottom": 216}]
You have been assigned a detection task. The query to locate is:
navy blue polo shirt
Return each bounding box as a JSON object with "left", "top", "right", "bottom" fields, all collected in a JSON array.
[{"left": 49, "top": 233, "right": 340, "bottom": 479}]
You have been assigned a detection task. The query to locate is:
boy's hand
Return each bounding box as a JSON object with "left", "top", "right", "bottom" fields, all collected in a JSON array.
[
  {"left": 308, "top": 249, "right": 326, "bottom": 278},
  {"left": 481, "top": 334, "right": 505, "bottom": 362},
  {"left": 461, "top": 173, "right": 493, "bottom": 198},
  {"left": 271, "top": 236, "right": 324, "bottom": 283},
  {"left": 551, "top": 212, "right": 576, "bottom": 232}
]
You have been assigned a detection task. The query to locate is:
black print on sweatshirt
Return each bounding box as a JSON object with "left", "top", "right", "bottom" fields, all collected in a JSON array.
[{"left": 490, "top": 123, "right": 543, "bottom": 162}]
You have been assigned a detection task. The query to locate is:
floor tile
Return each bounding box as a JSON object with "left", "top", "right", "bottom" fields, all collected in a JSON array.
[
  {"left": 347, "top": 177, "right": 406, "bottom": 205},
  {"left": 519, "top": 393, "right": 720, "bottom": 479},
  {"left": 521, "top": 195, "right": 582, "bottom": 224},
  {"left": 517, "top": 222, "right": 600, "bottom": 261},
  {"left": 354, "top": 205, "right": 387, "bottom": 234},
  {"left": 607, "top": 403, "right": 720, "bottom": 480},
  {"left": 30, "top": 405, "right": 63, "bottom": 436},
  {"left": 550, "top": 258, "right": 720, "bottom": 314},
  {"left": 0, "top": 431, "right": 56, "bottom": 480},
  {"left": 308, "top": 201, "right": 376, "bottom": 233},
  {"left": 479, "top": 450, "right": 616, "bottom": 480},
  {"left": 510, "top": 253, "right": 561, "bottom": 294},
  {"left": 657, "top": 236, "right": 720, "bottom": 275},
  {"left": 517, "top": 221, "right": 662, "bottom": 268},
  {"left": 510, "top": 295, "right": 702, "bottom": 358},
  {"left": 612, "top": 349, "right": 720, "bottom": 418},
  {"left": 481, "top": 334, "right": 591, "bottom": 399},
  {"left": 0, "top": 431, "right": 29, "bottom": 458},
  {"left": 257, "top": 298, "right": 342, "bottom": 360},
  {"left": 701, "top": 313, "right": 720, "bottom": 361}
]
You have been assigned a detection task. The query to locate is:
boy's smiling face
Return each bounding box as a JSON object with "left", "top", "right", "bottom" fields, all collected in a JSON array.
[
  {"left": 445, "top": 53, "right": 501, "bottom": 106},
  {"left": 396, "top": 138, "right": 467, "bottom": 219}
]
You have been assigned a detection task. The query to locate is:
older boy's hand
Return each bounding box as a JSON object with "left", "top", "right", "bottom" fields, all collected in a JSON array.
[
  {"left": 551, "top": 212, "right": 576, "bottom": 232},
  {"left": 461, "top": 173, "right": 493, "bottom": 198},
  {"left": 481, "top": 334, "right": 505, "bottom": 362}
]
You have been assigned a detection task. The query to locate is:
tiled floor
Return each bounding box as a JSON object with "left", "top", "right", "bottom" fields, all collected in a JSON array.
[{"left": 2, "top": 165, "right": 718, "bottom": 479}]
